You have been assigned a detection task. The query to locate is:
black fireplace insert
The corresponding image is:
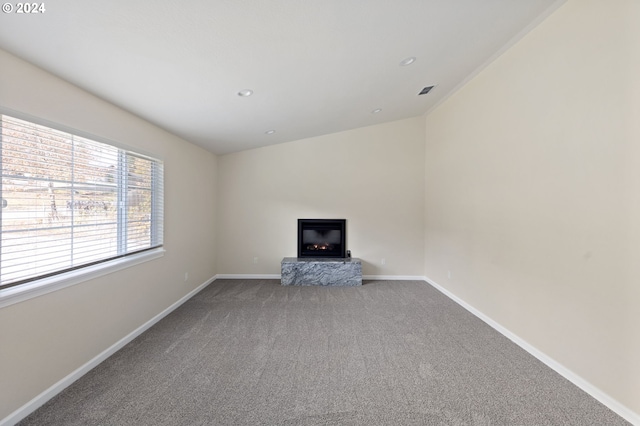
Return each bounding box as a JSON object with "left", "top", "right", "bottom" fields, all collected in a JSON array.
[{"left": 298, "top": 219, "right": 346, "bottom": 258}]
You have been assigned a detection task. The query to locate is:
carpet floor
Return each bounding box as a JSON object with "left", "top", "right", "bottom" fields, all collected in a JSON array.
[{"left": 19, "top": 279, "right": 628, "bottom": 425}]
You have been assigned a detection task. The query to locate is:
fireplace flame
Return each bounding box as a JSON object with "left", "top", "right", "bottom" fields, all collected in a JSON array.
[{"left": 307, "top": 243, "right": 334, "bottom": 251}]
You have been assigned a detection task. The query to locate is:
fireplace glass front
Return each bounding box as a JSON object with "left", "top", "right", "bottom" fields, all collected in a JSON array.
[{"left": 298, "top": 219, "right": 346, "bottom": 258}]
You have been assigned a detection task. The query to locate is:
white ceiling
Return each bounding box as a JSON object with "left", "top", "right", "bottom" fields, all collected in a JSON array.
[{"left": 0, "top": 0, "right": 563, "bottom": 155}]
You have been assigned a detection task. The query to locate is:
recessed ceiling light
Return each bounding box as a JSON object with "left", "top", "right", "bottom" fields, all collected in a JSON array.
[
  {"left": 399, "top": 57, "right": 416, "bottom": 66},
  {"left": 265, "top": 130, "right": 276, "bottom": 135},
  {"left": 371, "top": 108, "right": 382, "bottom": 114},
  {"left": 237, "top": 89, "right": 253, "bottom": 97}
]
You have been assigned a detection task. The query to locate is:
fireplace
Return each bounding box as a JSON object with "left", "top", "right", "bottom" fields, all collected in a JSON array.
[{"left": 298, "top": 219, "right": 346, "bottom": 258}]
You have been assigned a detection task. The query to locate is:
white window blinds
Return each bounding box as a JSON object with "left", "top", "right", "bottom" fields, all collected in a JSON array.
[{"left": 0, "top": 114, "right": 164, "bottom": 289}]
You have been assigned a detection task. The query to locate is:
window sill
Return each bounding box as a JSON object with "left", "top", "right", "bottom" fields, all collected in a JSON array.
[{"left": 0, "top": 248, "right": 165, "bottom": 309}]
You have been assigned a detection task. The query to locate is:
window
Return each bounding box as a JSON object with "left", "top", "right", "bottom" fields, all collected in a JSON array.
[{"left": 0, "top": 114, "right": 163, "bottom": 290}]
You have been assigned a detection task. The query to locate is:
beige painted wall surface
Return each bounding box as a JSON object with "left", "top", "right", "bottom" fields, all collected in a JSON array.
[
  {"left": 424, "top": 0, "right": 639, "bottom": 417},
  {"left": 217, "top": 117, "right": 425, "bottom": 276},
  {"left": 0, "top": 50, "right": 218, "bottom": 420}
]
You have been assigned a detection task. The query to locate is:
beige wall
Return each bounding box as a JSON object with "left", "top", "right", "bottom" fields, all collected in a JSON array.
[
  {"left": 424, "top": 0, "right": 640, "bottom": 416},
  {"left": 0, "top": 50, "right": 218, "bottom": 419},
  {"left": 217, "top": 117, "right": 426, "bottom": 276}
]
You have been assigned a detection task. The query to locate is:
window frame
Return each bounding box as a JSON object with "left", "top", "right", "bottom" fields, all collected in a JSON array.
[{"left": 0, "top": 108, "right": 165, "bottom": 308}]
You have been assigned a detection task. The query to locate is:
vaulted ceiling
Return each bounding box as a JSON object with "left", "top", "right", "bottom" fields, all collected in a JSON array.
[{"left": 0, "top": 0, "right": 563, "bottom": 154}]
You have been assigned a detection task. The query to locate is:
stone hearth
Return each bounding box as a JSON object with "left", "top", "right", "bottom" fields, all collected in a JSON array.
[{"left": 281, "top": 257, "right": 362, "bottom": 286}]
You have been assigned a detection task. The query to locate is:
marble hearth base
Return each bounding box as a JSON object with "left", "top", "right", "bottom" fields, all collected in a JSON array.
[{"left": 281, "top": 257, "right": 362, "bottom": 286}]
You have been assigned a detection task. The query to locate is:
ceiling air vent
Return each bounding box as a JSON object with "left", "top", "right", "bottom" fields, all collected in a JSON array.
[{"left": 418, "top": 85, "right": 435, "bottom": 95}]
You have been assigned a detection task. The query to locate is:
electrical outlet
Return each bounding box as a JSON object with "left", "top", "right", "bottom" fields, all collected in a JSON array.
[
  {"left": 447, "top": 270, "right": 451, "bottom": 279},
  {"left": 381, "top": 258, "right": 386, "bottom": 265},
  {"left": 253, "top": 257, "right": 258, "bottom": 264},
  {"left": 184, "top": 272, "right": 189, "bottom": 282}
]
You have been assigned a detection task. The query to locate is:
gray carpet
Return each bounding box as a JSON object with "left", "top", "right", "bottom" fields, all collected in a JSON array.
[{"left": 19, "top": 279, "right": 628, "bottom": 425}]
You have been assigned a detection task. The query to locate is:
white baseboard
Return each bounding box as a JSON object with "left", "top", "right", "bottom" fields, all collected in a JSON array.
[
  {"left": 1, "top": 276, "right": 216, "bottom": 426},
  {"left": 363, "top": 275, "right": 426, "bottom": 281},
  {"left": 214, "top": 274, "right": 281, "bottom": 280},
  {"left": 423, "top": 275, "right": 640, "bottom": 426},
  {"left": 214, "top": 274, "right": 426, "bottom": 281}
]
